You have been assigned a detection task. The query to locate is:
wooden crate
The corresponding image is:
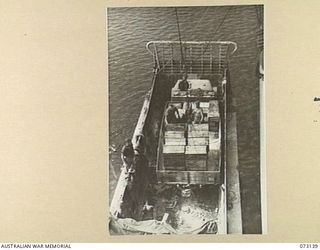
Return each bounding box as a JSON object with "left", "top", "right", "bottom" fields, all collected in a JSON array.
[
  {"left": 163, "top": 155, "right": 185, "bottom": 170},
  {"left": 163, "top": 154, "right": 185, "bottom": 163},
  {"left": 185, "top": 145, "right": 207, "bottom": 154},
  {"left": 188, "top": 130, "right": 209, "bottom": 138},
  {"left": 165, "top": 123, "right": 186, "bottom": 131},
  {"left": 163, "top": 145, "right": 185, "bottom": 154},
  {"left": 165, "top": 131, "right": 185, "bottom": 139},
  {"left": 185, "top": 145, "right": 208, "bottom": 171},
  {"left": 208, "top": 118, "right": 219, "bottom": 132},
  {"left": 209, "top": 131, "right": 220, "bottom": 150},
  {"left": 163, "top": 153, "right": 185, "bottom": 160},
  {"left": 188, "top": 124, "right": 209, "bottom": 132},
  {"left": 187, "top": 137, "right": 208, "bottom": 146},
  {"left": 208, "top": 99, "right": 220, "bottom": 131},
  {"left": 200, "top": 102, "right": 210, "bottom": 108},
  {"left": 208, "top": 100, "right": 220, "bottom": 118},
  {"left": 165, "top": 138, "right": 186, "bottom": 146},
  {"left": 186, "top": 155, "right": 207, "bottom": 171},
  {"left": 163, "top": 145, "right": 185, "bottom": 171},
  {"left": 200, "top": 102, "right": 210, "bottom": 114},
  {"left": 163, "top": 154, "right": 185, "bottom": 164}
]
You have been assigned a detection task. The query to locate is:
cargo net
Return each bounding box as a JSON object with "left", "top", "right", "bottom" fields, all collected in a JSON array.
[{"left": 146, "top": 41, "right": 237, "bottom": 76}]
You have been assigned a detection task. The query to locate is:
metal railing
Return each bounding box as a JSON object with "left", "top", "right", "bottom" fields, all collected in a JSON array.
[{"left": 146, "top": 41, "right": 237, "bottom": 76}]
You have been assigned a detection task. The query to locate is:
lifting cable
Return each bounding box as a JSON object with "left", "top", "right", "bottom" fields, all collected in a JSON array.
[
  {"left": 191, "top": 7, "right": 209, "bottom": 40},
  {"left": 198, "top": 6, "right": 233, "bottom": 59},
  {"left": 175, "top": 7, "right": 186, "bottom": 74}
]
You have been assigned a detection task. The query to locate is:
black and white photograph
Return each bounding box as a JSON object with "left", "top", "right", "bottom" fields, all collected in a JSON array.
[
  {"left": 108, "top": 5, "right": 264, "bottom": 235},
  {"left": 3, "top": 0, "right": 320, "bottom": 245}
]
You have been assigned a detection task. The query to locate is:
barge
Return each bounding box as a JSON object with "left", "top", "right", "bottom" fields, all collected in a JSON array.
[{"left": 109, "top": 41, "right": 242, "bottom": 234}]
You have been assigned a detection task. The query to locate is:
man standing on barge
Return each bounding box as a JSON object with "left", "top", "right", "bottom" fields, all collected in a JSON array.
[
  {"left": 165, "top": 104, "right": 180, "bottom": 124},
  {"left": 121, "top": 138, "right": 134, "bottom": 172},
  {"left": 192, "top": 101, "right": 204, "bottom": 124},
  {"left": 179, "top": 73, "right": 190, "bottom": 91}
]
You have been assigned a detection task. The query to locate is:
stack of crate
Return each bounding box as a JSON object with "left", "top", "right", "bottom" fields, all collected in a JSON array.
[
  {"left": 187, "top": 124, "right": 209, "bottom": 146},
  {"left": 208, "top": 100, "right": 220, "bottom": 132},
  {"left": 163, "top": 123, "right": 186, "bottom": 171},
  {"left": 199, "top": 102, "right": 210, "bottom": 114},
  {"left": 163, "top": 145, "right": 185, "bottom": 171},
  {"left": 185, "top": 145, "right": 208, "bottom": 171},
  {"left": 186, "top": 124, "right": 209, "bottom": 171},
  {"left": 199, "top": 102, "right": 210, "bottom": 123},
  {"left": 164, "top": 124, "right": 186, "bottom": 146}
]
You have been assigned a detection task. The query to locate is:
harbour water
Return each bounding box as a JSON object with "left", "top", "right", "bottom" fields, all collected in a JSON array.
[{"left": 108, "top": 5, "right": 263, "bottom": 233}]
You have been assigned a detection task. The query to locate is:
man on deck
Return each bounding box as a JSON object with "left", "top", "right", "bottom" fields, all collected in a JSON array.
[
  {"left": 121, "top": 138, "right": 134, "bottom": 172},
  {"left": 165, "top": 104, "right": 180, "bottom": 124},
  {"left": 192, "top": 101, "right": 204, "bottom": 124},
  {"left": 178, "top": 73, "right": 190, "bottom": 91}
]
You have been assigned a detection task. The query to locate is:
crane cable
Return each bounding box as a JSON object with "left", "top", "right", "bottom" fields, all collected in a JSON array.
[
  {"left": 175, "top": 7, "right": 186, "bottom": 74},
  {"left": 191, "top": 7, "right": 209, "bottom": 39},
  {"left": 197, "top": 6, "right": 233, "bottom": 60}
]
